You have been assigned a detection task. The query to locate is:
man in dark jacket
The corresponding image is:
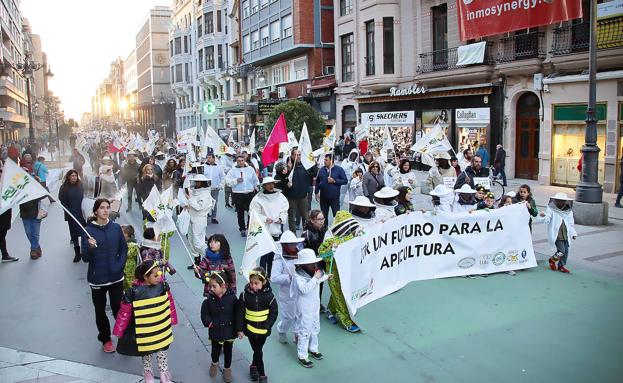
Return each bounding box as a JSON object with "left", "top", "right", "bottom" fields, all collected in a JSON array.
[
  {"left": 315, "top": 154, "right": 347, "bottom": 224},
  {"left": 341, "top": 134, "right": 357, "bottom": 160},
  {"left": 285, "top": 149, "right": 314, "bottom": 232},
  {"left": 454, "top": 155, "right": 489, "bottom": 190},
  {"left": 121, "top": 151, "right": 141, "bottom": 212},
  {"left": 493, "top": 144, "right": 507, "bottom": 186}
]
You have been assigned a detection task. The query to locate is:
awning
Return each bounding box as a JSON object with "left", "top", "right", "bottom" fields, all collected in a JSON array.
[{"left": 356, "top": 83, "right": 493, "bottom": 104}]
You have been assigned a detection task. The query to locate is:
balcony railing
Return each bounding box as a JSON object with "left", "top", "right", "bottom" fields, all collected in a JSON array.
[
  {"left": 418, "top": 42, "right": 494, "bottom": 73},
  {"left": 551, "top": 16, "right": 623, "bottom": 56},
  {"left": 497, "top": 31, "right": 545, "bottom": 63}
]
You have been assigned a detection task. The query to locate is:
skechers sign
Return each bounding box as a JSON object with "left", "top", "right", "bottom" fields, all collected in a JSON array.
[{"left": 361, "top": 111, "right": 415, "bottom": 126}]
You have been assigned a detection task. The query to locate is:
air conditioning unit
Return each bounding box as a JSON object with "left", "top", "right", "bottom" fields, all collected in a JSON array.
[
  {"left": 324, "top": 66, "right": 335, "bottom": 75},
  {"left": 277, "top": 86, "right": 287, "bottom": 98},
  {"left": 262, "top": 89, "right": 270, "bottom": 100}
]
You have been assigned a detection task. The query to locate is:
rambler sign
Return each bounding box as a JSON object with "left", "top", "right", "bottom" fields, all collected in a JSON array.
[
  {"left": 389, "top": 84, "right": 427, "bottom": 97},
  {"left": 362, "top": 111, "right": 415, "bottom": 126}
]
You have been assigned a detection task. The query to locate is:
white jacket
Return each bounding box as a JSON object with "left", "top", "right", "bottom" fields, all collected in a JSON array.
[
  {"left": 392, "top": 170, "right": 418, "bottom": 189},
  {"left": 539, "top": 204, "right": 578, "bottom": 251},
  {"left": 203, "top": 163, "right": 225, "bottom": 190},
  {"left": 293, "top": 269, "right": 328, "bottom": 335},
  {"left": 452, "top": 201, "right": 476, "bottom": 213},
  {"left": 249, "top": 190, "right": 289, "bottom": 237},
  {"left": 349, "top": 177, "right": 364, "bottom": 201},
  {"left": 375, "top": 202, "right": 397, "bottom": 223},
  {"left": 187, "top": 187, "right": 215, "bottom": 219},
  {"left": 225, "top": 165, "right": 259, "bottom": 193},
  {"left": 271, "top": 254, "right": 298, "bottom": 332}
]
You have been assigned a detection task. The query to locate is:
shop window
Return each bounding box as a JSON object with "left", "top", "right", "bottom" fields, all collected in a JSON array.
[{"left": 342, "top": 105, "right": 357, "bottom": 132}]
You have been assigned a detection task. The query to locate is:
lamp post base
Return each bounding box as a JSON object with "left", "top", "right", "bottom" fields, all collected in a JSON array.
[{"left": 573, "top": 201, "right": 609, "bottom": 226}]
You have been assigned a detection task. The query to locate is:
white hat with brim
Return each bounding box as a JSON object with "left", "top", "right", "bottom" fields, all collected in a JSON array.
[
  {"left": 550, "top": 192, "right": 573, "bottom": 201},
  {"left": 374, "top": 186, "right": 399, "bottom": 199},
  {"left": 349, "top": 196, "right": 376, "bottom": 208},
  {"left": 506, "top": 191, "right": 517, "bottom": 198},
  {"left": 156, "top": 151, "right": 165, "bottom": 156},
  {"left": 127, "top": 150, "right": 139, "bottom": 156},
  {"left": 454, "top": 184, "right": 476, "bottom": 194},
  {"left": 101, "top": 156, "right": 113, "bottom": 162},
  {"left": 189, "top": 174, "right": 210, "bottom": 182},
  {"left": 261, "top": 176, "right": 279, "bottom": 186},
  {"left": 278, "top": 230, "right": 305, "bottom": 244},
  {"left": 294, "top": 249, "right": 323, "bottom": 265},
  {"left": 429, "top": 184, "right": 453, "bottom": 196},
  {"left": 434, "top": 152, "right": 451, "bottom": 160}
]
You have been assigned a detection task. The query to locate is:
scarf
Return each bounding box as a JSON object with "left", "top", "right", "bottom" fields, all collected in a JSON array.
[{"left": 206, "top": 249, "right": 222, "bottom": 260}]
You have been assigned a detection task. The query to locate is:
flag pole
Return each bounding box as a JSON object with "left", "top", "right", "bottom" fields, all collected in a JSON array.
[{"left": 56, "top": 202, "right": 95, "bottom": 241}]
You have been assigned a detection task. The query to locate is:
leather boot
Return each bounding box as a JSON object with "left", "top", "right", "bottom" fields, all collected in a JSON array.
[
  {"left": 223, "top": 367, "right": 233, "bottom": 383},
  {"left": 73, "top": 246, "right": 81, "bottom": 263}
]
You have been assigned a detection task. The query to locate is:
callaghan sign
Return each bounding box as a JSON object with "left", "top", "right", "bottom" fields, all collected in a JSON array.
[{"left": 389, "top": 84, "right": 427, "bottom": 97}]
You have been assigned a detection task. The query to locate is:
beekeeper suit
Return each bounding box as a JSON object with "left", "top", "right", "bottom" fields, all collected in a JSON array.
[
  {"left": 293, "top": 249, "right": 329, "bottom": 361},
  {"left": 185, "top": 174, "right": 214, "bottom": 258},
  {"left": 270, "top": 230, "right": 304, "bottom": 344}
]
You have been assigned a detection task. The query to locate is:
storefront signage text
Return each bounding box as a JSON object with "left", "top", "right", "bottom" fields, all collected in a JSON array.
[
  {"left": 455, "top": 108, "right": 490, "bottom": 126},
  {"left": 362, "top": 111, "right": 415, "bottom": 126},
  {"left": 389, "top": 84, "right": 427, "bottom": 97}
]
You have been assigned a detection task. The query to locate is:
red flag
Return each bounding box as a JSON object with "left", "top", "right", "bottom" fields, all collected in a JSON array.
[
  {"left": 261, "top": 112, "right": 288, "bottom": 166},
  {"left": 108, "top": 142, "right": 125, "bottom": 153}
]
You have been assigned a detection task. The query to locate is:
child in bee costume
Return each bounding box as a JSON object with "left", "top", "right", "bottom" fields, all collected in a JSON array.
[{"left": 113, "top": 260, "right": 178, "bottom": 383}]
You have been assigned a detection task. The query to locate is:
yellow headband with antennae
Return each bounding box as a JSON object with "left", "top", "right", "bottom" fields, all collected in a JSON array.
[
  {"left": 144, "top": 261, "right": 160, "bottom": 277},
  {"left": 249, "top": 270, "right": 266, "bottom": 281},
  {"left": 205, "top": 271, "right": 226, "bottom": 285}
]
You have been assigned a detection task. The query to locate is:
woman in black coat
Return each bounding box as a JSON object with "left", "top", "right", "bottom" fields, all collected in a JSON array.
[
  {"left": 0, "top": 208, "right": 17, "bottom": 262},
  {"left": 58, "top": 170, "right": 86, "bottom": 262},
  {"left": 137, "top": 164, "right": 162, "bottom": 221}
]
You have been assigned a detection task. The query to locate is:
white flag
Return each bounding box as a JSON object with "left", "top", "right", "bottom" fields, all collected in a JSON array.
[
  {"left": 0, "top": 160, "right": 49, "bottom": 214},
  {"left": 382, "top": 126, "right": 394, "bottom": 151},
  {"left": 299, "top": 123, "right": 315, "bottom": 170},
  {"left": 143, "top": 186, "right": 178, "bottom": 234},
  {"left": 354, "top": 123, "right": 369, "bottom": 141},
  {"left": 410, "top": 123, "right": 452, "bottom": 154},
  {"left": 204, "top": 126, "right": 235, "bottom": 155},
  {"left": 287, "top": 131, "right": 299, "bottom": 149},
  {"left": 322, "top": 127, "right": 336, "bottom": 153},
  {"left": 240, "top": 210, "right": 277, "bottom": 279},
  {"left": 247, "top": 128, "right": 256, "bottom": 153}
]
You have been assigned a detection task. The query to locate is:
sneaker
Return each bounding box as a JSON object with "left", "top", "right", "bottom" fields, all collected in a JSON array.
[
  {"left": 223, "top": 367, "right": 233, "bottom": 383},
  {"left": 250, "top": 365, "right": 259, "bottom": 381},
  {"left": 278, "top": 332, "right": 288, "bottom": 344},
  {"left": 72, "top": 253, "right": 81, "bottom": 263},
  {"left": 143, "top": 370, "right": 155, "bottom": 383},
  {"left": 298, "top": 358, "right": 314, "bottom": 368},
  {"left": 225, "top": 203, "right": 233, "bottom": 209},
  {"left": 319, "top": 304, "right": 326, "bottom": 313},
  {"left": 614, "top": 203, "right": 622, "bottom": 208},
  {"left": 102, "top": 341, "right": 115, "bottom": 353},
  {"left": 259, "top": 376, "right": 268, "bottom": 383},
  {"left": 211, "top": 218, "right": 219, "bottom": 224},
  {"left": 326, "top": 312, "right": 337, "bottom": 324},
  {"left": 309, "top": 351, "right": 323, "bottom": 360},
  {"left": 160, "top": 370, "right": 173, "bottom": 383},
  {"left": 209, "top": 362, "right": 219, "bottom": 377},
  {"left": 345, "top": 324, "right": 360, "bottom": 333},
  {"left": 1, "top": 256, "right": 19, "bottom": 263},
  {"left": 558, "top": 265, "right": 571, "bottom": 274},
  {"left": 241, "top": 230, "right": 247, "bottom": 237},
  {"left": 548, "top": 257, "right": 557, "bottom": 271},
  {"left": 187, "top": 264, "right": 195, "bottom": 270},
  {"left": 507, "top": 270, "right": 517, "bottom": 276}
]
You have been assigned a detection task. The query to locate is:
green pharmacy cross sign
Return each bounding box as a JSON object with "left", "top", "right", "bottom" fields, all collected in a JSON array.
[{"left": 202, "top": 101, "right": 216, "bottom": 115}]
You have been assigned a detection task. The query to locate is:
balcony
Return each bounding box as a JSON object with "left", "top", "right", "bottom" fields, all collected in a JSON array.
[
  {"left": 417, "top": 42, "right": 495, "bottom": 85},
  {"left": 550, "top": 16, "right": 623, "bottom": 72},
  {"left": 495, "top": 31, "right": 545, "bottom": 76}
]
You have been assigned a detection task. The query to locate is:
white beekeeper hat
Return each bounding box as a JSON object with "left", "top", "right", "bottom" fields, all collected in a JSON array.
[
  {"left": 374, "top": 186, "right": 399, "bottom": 199},
  {"left": 277, "top": 230, "right": 304, "bottom": 244},
  {"left": 348, "top": 196, "right": 376, "bottom": 208},
  {"left": 454, "top": 184, "right": 476, "bottom": 194},
  {"left": 429, "top": 184, "right": 453, "bottom": 196},
  {"left": 261, "top": 176, "right": 279, "bottom": 186},
  {"left": 294, "top": 249, "right": 322, "bottom": 265}
]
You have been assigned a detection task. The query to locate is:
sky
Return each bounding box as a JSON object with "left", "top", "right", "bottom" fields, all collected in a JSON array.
[{"left": 21, "top": 0, "right": 170, "bottom": 121}]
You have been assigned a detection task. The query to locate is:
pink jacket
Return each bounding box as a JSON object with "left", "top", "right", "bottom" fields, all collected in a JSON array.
[{"left": 113, "top": 289, "right": 178, "bottom": 338}]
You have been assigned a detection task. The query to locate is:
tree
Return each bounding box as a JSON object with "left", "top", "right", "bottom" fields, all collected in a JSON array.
[{"left": 264, "top": 100, "right": 325, "bottom": 148}]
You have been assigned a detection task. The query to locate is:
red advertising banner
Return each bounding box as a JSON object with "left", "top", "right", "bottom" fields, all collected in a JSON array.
[{"left": 457, "top": 0, "right": 583, "bottom": 41}]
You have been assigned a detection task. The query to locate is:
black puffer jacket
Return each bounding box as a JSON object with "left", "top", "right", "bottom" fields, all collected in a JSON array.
[
  {"left": 302, "top": 223, "right": 326, "bottom": 255},
  {"left": 201, "top": 289, "right": 239, "bottom": 341},
  {"left": 236, "top": 282, "right": 278, "bottom": 338}
]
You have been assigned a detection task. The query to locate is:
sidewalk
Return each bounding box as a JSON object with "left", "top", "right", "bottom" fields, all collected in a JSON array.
[{"left": 0, "top": 347, "right": 147, "bottom": 383}]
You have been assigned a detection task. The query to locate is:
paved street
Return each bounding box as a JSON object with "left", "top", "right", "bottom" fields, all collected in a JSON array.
[{"left": 1, "top": 167, "right": 622, "bottom": 383}]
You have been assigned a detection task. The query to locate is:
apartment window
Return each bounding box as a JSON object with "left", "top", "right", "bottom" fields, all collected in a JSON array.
[
  {"left": 294, "top": 59, "right": 307, "bottom": 80},
  {"left": 260, "top": 25, "right": 269, "bottom": 46},
  {"left": 185, "top": 63, "right": 190, "bottom": 82},
  {"left": 383, "top": 17, "right": 394, "bottom": 74},
  {"left": 217, "top": 45, "right": 223, "bottom": 68},
  {"left": 432, "top": 4, "right": 448, "bottom": 67},
  {"left": 252, "top": 30, "right": 260, "bottom": 49},
  {"left": 198, "top": 49, "right": 204, "bottom": 71},
  {"left": 242, "top": 1, "right": 249, "bottom": 18},
  {"left": 341, "top": 33, "right": 354, "bottom": 82},
  {"left": 175, "top": 36, "right": 182, "bottom": 55},
  {"left": 183, "top": 35, "right": 189, "bottom": 53},
  {"left": 197, "top": 16, "right": 203, "bottom": 37},
  {"left": 251, "top": 0, "right": 259, "bottom": 13},
  {"left": 340, "top": 0, "right": 352, "bottom": 16},
  {"left": 170, "top": 66, "right": 174, "bottom": 82},
  {"left": 365, "top": 20, "right": 375, "bottom": 76},
  {"left": 243, "top": 34, "right": 251, "bottom": 53},
  {"left": 169, "top": 40, "right": 173, "bottom": 57},
  {"left": 217, "top": 10, "right": 222, "bottom": 32},
  {"left": 270, "top": 20, "right": 280, "bottom": 42},
  {"left": 205, "top": 12, "right": 214, "bottom": 34},
  {"left": 206, "top": 46, "right": 215, "bottom": 69},
  {"left": 282, "top": 14, "right": 292, "bottom": 38},
  {"left": 175, "top": 64, "right": 183, "bottom": 83},
  {"left": 272, "top": 66, "right": 284, "bottom": 84}
]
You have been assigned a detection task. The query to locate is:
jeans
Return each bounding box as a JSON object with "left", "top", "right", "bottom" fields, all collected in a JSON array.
[
  {"left": 126, "top": 182, "right": 137, "bottom": 208},
  {"left": 495, "top": 167, "right": 508, "bottom": 186},
  {"left": 319, "top": 197, "right": 340, "bottom": 228},
  {"left": 616, "top": 182, "right": 623, "bottom": 205},
  {"left": 248, "top": 335, "right": 267, "bottom": 376},
  {"left": 555, "top": 239, "right": 569, "bottom": 267},
  {"left": 90, "top": 280, "right": 123, "bottom": 344},
  {"left": 232, "top": 192, "right": 254, "bottom": 231},
  {"left": 287, "top": 196, "right": 309, "bottom": 232},
  {"left": 224, "top": 186, "right": 232, "bottom": 206},
  {"left": 211, "top": 340, "right": 233, "bottom": 368},
  {"left": 22, "top": 218, "right": 42, "bottom": 251},
  {"left": 210, "top": 189, "right": 220, "bottom": 219}
]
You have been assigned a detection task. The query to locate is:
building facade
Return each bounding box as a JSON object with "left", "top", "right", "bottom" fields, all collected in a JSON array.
[{"left": 334, "top": 0, "right": 623, "bottom": 193}]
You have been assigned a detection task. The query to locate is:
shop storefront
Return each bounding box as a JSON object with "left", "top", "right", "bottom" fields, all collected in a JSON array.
[
  {"left": 356, "top": 83, "right": 502, "bottom": 158},
  {"left": 360, "top": 111, "right": 415, "bottom": 154},
  {"left": 551, "top": 104, "right": 607, "bottom": 187}
]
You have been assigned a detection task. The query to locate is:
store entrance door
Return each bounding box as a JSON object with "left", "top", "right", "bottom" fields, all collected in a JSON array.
[{"left": 515, "top": 92, "right": 540, "bottom": 180}]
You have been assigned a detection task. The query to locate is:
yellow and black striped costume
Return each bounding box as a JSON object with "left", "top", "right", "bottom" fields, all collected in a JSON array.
[
  {"left": 133, "top": 291, "right": 174, "bottom": 353},
  {"left": 236, "top": 284, "right": 278, "bottom": 338}
]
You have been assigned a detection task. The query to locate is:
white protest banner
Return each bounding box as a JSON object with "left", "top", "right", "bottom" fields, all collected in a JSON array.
[
  {"left": 411, "top": 123, "right": 453, "bottom": 154},
  {"left": 248, "top": 128, "right": 256, "bottom": 153},
  {"left": 204, "top": 126, "right": 235, "bottom": 155},
  {"left": 0, "top": 160, "right": 49, "bottom": 214},
  {"left": 473, "top": 177, "right": 491, "bottom": 190},
  {"left": 240, "top": 210, "right": 276, "bottom": 279},
  {"left": 354, "top": 123, "right": 369, "bottom": 141},
  {"left": 443, "top": 177, "right": 457, "bottom": 189},
  {"left": 299, "top": 123, "right": 316, "bottom": 170},
  {"left": 334, "top": 203, "right": 536, "bottom": 316},
  {"left": 287, "top": 131, "right": 299, "bottom": 149}
]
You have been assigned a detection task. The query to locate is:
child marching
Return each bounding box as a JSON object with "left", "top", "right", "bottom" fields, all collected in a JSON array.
[{"left": 538, "top": 192, "right": 578, "bottom": 273}]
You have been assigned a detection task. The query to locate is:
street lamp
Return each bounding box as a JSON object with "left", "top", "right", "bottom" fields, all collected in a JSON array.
[
  {"left": 575, "top": 0, "right": 603, "bottom": 205},
  {"left": 223, "top": 63, "right": 264, "bottom": 138},
  {"left": 0, "top": 52, "right": 44, "bottom": 151}
]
